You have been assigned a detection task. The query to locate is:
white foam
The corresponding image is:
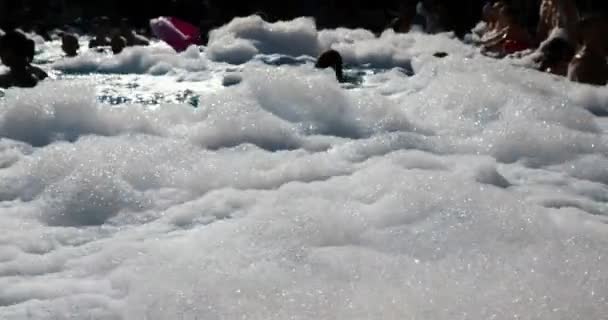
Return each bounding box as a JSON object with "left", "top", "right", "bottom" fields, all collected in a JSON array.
[
  {"left": 1, "top": 15, "right": 607, "bottom": 320},
  {"left": 206, "top": 16, "right": 471, "bottom": 70},
  {"left": 52, "top": 44, "right": 207, "bottom": 75},
  {"left": 207, "top": 16, "right": 320, "bottom": 63}
]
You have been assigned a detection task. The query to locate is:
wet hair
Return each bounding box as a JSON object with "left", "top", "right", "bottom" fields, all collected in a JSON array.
[
  {"left": 61, "top": 32, "right": 79, "bottom": 56},
  {"left": 539, "top": 37, "right": 575, "bottom": 70},
  {"left": 315, "top": 50, "right": 343, "bottom": 81},
  {"left": 111, "top": 35, "right": 127, "bottom": 54},
  {"left": 0, "top": 30, "right": 35, "bottom": 64}
]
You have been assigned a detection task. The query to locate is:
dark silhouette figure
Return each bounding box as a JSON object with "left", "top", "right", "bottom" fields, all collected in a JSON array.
[
  {"left": 537, "top": 37, "right": 575, "bottom": 76},
  {"left": 61, "top": 33, "right": 79, "bottom": 57},
  {"left": 0, "top": 30, "right": 48, "bottom": 88},
  {"left": 315, "top": 49, "right": 343, "bottom": 81},
  {"left": 111, "top": 35, "right": 127, "bottom": 54}
]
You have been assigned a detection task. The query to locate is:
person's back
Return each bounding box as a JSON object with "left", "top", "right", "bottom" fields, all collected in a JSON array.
[
  {"left": 0, "top": 30, "right": 47, "bottom": 89},
  {"left": 568, "top": 16, "right": 608, "bottom": 86}
]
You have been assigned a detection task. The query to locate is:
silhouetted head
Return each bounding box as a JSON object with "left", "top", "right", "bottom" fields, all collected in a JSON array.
[
  {"left": 539, "top": 37, "right": 575, "bottom": 71},
  {"left": 0, "top": 30, "right": 35, "bottom": 69},
  {"left": 111, "top": 35, "right": 127, "bottom": 54},
  {"left": 61, "top": 33, "right": 79, "bottom": 57},
  {"left": 315, "top": 49, "right": 343, "bottom": 81}
]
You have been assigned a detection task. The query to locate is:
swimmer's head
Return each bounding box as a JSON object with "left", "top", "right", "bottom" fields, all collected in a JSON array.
[
  {"left": 111, "top": 35, "right": 127, "bottom": 54},
  {"left": 539, "top": 37, "right": 575, "bottom": 70},
  {"left": 315, "top": 49, "right": 343, "bottom": 81},
  {"left": 61, "top": 33, "right": 79, "bottom": 57},
  {"left": 0, "top": 30, "right": 34, "bottom": 68}
]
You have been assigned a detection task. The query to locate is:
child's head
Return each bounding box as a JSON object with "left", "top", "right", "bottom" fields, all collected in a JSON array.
[
  {"left": 0, "top": 30, "right": 34, "bottom": 68},
  {"left": 111, "top": 35, "right": 127, "bottom": 54},
  {"left": 61, "top": 33, "right": 79, "bottom": 57}
]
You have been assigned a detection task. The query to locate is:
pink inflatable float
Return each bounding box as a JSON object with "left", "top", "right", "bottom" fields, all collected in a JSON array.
[{"left": 150, "top": 17, "right": 200, "bottom": 52}]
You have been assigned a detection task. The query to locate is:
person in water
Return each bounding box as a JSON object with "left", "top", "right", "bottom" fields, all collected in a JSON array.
[
  {"left": 477, "top": 2, "right": 507, "bottom": 43},
  {"left": 477, "top": 1, "right": 504, "bottom": 40},
  {"left": 481, "top": 4, "right": 532, "bottom": 56},
  {"left": 111, "top": 35, "right": 127, "bottom": 55},
  {"left": 119, "top": 19, "right": 150, "bottom": 47},
  {"left": 482, "top": 1, "right": 499, "bottom": 32},
  {"left": 315, "top": 49, "right": 343, "bottom": 81},
  {"left": 61, "top": 33, "right": 79, "bottom": 57},
  {"left": 568, "top": 15, "right": 608, "bottom": 86},
  {"left": 89, "top": 17, "right": 111, "bottom": 48},
  {"left": 0, "top": 30, "right": 48, "bottom": 88},
  {"left": 537, "top": 0, "right": 579, "bottom": 45}
]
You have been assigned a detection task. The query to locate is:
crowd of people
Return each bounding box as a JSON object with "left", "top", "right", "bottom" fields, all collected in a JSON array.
[
  {"left": 470, "top": 0, "right": 607, "bottom": 85},
  {"left": 0, "top": 0, "right": 606, "bottom": 89}
]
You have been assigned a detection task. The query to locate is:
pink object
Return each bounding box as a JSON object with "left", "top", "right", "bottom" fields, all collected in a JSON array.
[{"left": 150, "top": 16, "right": 200, "bottom": 52}]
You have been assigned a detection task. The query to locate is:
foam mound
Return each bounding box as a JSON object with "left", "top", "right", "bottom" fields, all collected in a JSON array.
[{"left": 1, "top": 15, "right": 607, "bottom": 320}]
